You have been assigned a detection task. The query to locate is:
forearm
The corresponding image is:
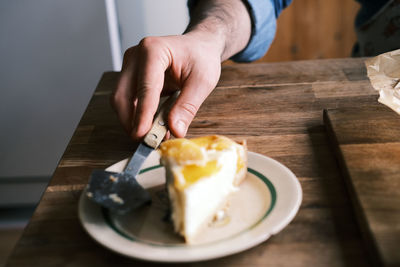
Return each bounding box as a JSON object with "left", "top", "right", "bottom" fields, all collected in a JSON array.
[{"left": 184, "top": 0, "right": 252, "bottom": 61}]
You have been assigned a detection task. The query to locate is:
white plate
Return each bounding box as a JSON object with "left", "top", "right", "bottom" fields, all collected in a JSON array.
[{"left": 78, "top": 151, "right": 302, "bottom": 262}]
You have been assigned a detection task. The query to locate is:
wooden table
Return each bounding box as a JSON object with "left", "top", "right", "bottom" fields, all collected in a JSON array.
[{"left": 7, "top": 58, "right": 382, "bottom": 266}]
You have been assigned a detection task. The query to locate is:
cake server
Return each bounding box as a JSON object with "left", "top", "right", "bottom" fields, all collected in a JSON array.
[{"left": 86, "top": 92, "right": 179, "bottom": 214}]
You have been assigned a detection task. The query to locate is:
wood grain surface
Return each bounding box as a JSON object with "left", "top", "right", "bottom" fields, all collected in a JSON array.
[
  {"left": 259, "top": 0, "right": 360, "bottom": 62},
  {"left": 324, "top": 106, "right": 400, "bottom": 267},
  {"left": 6, "top": 58, "right": 381, "bottom": 266}
]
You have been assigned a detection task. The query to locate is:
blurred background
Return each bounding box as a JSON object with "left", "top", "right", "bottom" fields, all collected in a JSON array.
[{"left": 0, "top": 0, "right": 359, "bottom": 264}]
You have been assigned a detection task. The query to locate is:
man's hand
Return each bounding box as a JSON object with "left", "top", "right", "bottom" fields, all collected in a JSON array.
[
  {"left": 112, "top": 0, "right": 251, "bottom": 140},
  {"left": 112, "top": 33, "right": 222, "bottom": 139}
]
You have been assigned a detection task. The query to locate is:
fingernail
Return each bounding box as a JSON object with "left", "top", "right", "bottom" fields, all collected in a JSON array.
[{"left": 176, "top": 119, "right": 187, "bottom": 137}]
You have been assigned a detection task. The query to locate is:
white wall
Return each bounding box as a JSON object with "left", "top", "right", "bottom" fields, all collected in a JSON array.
[{"left": 116, "top": 0, "right": 189, "bottom": 53}]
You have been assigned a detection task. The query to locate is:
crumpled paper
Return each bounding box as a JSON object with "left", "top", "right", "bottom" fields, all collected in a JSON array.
[{"left": 365, "top": 49, "right": 400, "bottom": 115}]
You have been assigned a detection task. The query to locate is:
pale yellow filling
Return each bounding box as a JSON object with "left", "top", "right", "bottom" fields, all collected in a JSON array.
[
  {"left": 159, "top": 135, "right": 243, "bottom": 190},
  {"left": 176, "top": 160, "right": 221, "bottom": 190}
]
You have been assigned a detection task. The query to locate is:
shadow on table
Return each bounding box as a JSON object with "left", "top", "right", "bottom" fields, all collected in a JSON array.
[{"left": 307, "top": 124, "right": 371, "bottom": 267}]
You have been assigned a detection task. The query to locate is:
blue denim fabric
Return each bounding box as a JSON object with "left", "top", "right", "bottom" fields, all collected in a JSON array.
[
  {"left": 231, "top": 0, "right": 282, "bottom": 62},
  {"left": 188, "top": 0, "right": 389, "bottom": 62},
  {"left": 187, "top": 0, "right": 292, "bottom": 62}
]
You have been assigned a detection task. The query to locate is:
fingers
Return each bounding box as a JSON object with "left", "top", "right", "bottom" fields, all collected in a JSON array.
[
  {"left": 132, "top": 37, "right": 171, "bottom": 139},
  {"left": 168, "top": 73, "right": 214, "bottom": 138},
  {"left": 112, "top": 37, "right": 171, "bottom": 140},
  {"left": 112, "top": 47, "right": 137, "bottom": 133},
  {"left": 161, "top": 72, "right": 180, "bottom": 96},
  {"left": 113, "top": 35, "right": 219, "bottom": 141}
]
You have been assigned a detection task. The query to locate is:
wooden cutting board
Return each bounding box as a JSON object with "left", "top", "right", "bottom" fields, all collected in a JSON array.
[{"left": 324, "top": 106, "right": 400, "bottom": 267}]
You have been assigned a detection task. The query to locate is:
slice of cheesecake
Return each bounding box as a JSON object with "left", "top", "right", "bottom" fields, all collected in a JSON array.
[{"left": 158, "top": 135, "right": 247, "bottom": 244}]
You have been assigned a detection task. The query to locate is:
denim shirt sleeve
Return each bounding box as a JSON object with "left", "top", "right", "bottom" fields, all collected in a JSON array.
[{"left": 187, "top": 0, "right": 292, "bottom": 62}]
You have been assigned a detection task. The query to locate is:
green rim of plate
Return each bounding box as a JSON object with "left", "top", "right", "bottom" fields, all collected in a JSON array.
[{"left": 102, "top": 165, "right": 276, "bottom": 246}]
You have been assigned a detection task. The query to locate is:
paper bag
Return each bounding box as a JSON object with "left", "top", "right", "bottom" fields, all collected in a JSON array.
[{"left": 365, "top": 49, "right": 400, "bottom": 115}]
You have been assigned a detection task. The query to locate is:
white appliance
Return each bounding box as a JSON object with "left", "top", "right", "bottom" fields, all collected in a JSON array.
[{"left": 0, "top": 0, "right": 188, "bottom": 207}]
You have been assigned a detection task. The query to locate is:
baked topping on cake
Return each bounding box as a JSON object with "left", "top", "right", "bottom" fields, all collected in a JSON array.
[{"left": 159, "top": 135, "right": 247, "bottom": 243}]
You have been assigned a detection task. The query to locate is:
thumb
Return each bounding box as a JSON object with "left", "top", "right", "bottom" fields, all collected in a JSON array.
[{"left": 168, "top": 75, "right": 214, "bottom": 137}]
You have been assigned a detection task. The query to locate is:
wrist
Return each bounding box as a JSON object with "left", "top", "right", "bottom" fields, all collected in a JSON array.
[
  {"left": 184, "top": 24, "right": 227, "bottom": 61},
  {"left": 184, "top": 0, "right": 251, "bottom": 62}
]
